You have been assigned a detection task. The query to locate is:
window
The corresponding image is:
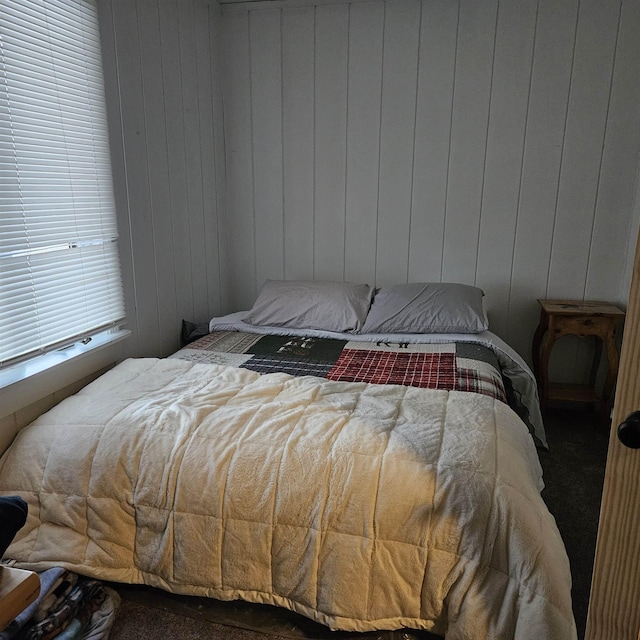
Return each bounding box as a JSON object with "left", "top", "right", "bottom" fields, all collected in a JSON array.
[{"left": 0, "top": 0, "right": 126, "bottom": 369}]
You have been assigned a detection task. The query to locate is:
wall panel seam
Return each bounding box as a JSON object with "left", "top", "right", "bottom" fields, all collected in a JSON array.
[
  {"left": 441, "top": 1, "right": 460, "bottom": 283},
  {"left": 506, "top": 0, "right": 540, "bottom": 339},
  {"left": 474, "top": 1, "right": 500, "bottom": 289},
  {"left": 545, "top": 1, "right": 580, "bottom": 299},
  {"left": 406, "top": 0, "right": 422, "bottom": 284},
  {"left": 584, "top": 2, "right": 624, "bottom": 301}
]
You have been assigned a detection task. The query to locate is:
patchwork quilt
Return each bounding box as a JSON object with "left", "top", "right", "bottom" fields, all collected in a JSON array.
[
  {"left": 172, "top": 331, "right": 508, "bottom": 403},
  {"left": 0, "top": 353, "right": 576, "bottom": 639}
]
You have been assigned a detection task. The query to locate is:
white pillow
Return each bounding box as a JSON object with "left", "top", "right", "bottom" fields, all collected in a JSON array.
[
  {"left": 245, "top": 280, "right": 375, "bottom": 333},
  {"left": 361, "top": 282, "right": 488, "bottom": 334}
]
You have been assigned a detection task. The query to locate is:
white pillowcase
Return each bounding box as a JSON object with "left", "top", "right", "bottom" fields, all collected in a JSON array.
[
  {"left": 245, "top": 280, "right": 375, "bottom": 333},
  {"left": 361, "top": 282, "right": 488, "bottom": 334}
]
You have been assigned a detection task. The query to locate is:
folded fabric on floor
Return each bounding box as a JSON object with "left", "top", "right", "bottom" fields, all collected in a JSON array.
[
  {"left": 0, "top": 567, "right": 119, "bottom": 640},
  {"left": 1, "top": 567, "right": 66, "bottom": 638}
]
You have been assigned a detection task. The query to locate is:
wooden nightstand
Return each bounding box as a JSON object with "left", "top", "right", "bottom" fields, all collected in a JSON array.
[
  {"left": 532, "top": 299, "right": 625, "bottom": 417},
  {"left": 0, "top": 566, "right": 40, "bottom": 631}
]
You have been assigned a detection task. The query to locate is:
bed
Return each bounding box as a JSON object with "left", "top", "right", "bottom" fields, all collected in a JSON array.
[{"left": 0, "top": 281, "right": 576, "bottom": 639}]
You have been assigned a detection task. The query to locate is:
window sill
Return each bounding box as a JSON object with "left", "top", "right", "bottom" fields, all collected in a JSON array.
[{"left": 0, "top": 329, "right": 131, "bottom": 420}]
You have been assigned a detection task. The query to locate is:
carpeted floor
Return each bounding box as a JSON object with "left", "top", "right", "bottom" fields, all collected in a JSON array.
[
  {"left": 536, "top": 406, "right": 609, "bottom": 639},
  {"left": 108, "top": 593, "right": 438, "bottom": 639},
  {"left": 107, "top": 406, "right": 608, "bottom": 640}
]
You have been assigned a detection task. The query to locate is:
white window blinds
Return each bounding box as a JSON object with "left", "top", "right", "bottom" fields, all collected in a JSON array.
[{"left": 0, "top": 0, "right": 126, "bottom": 367}]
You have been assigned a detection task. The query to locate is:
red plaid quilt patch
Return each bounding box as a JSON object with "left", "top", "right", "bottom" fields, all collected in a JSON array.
[{"left": 326, "top": 349, "right": 506, "bottom": 402}]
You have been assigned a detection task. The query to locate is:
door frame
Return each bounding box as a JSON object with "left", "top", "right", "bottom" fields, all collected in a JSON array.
[{"left": 585, "top": 224, "right": 640, "bottom": 640}]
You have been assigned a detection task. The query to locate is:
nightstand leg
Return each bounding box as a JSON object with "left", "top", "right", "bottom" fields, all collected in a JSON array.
[
  {"left": 589, "top": 336, "right": 603, "bottom": 390},
  {"left": 538, "top": 330, "right": 555, "bottom": 411},
  {"left": 532, "top": 311, "right": 547, "bottom": 392},
  {"left": 602, "top": 332, "right": 621, "bottom": 419}
]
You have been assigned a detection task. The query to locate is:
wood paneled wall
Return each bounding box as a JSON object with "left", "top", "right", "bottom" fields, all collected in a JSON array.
[
  {"left": 220, "top": 0, "right": 640, "bottom": 366},
  {"left": 99, "top": 0, "right": 228, "bottom": 358},
  {"left": 95, "top": 0, "right": 640, "bottom": 372}
]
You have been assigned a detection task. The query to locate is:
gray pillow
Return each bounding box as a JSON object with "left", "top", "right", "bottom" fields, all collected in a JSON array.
[
  {"left": 361, "top": 282, "right": 488, "bottom": 334},
  {"left": 245, "top": 280, "right": 375, "bottom": 333}
]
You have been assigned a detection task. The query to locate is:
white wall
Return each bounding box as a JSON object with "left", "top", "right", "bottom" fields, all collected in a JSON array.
[
  {"left": 220, "top": 0, "right": 640, "bottom": 369},
  {"left": 99, "top": 0, "right": 229, "bottom": 359},
  {"left": 97, "top": 0, "right": 640, "bottom": 371}
]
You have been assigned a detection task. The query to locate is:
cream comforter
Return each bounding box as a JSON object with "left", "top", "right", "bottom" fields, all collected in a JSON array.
[{"left": 0, "top": 358, "right": 576, "bottom": 639}]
